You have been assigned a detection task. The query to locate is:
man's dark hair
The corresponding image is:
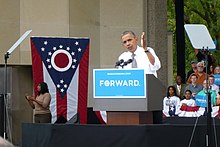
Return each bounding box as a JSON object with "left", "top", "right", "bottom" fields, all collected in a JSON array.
[
  {"left": 190, "top": 73, "right": 198, "bottom": 79},
  {"left": 185, "top": 90, "right": 192, "bottom": 95},
  {"left": 121, "top": 31, "right": 136, "bottom": 38}
]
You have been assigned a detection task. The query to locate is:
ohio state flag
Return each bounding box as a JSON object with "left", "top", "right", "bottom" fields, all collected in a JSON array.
[{"left": 31, "top": 37, "right": 89, "bottom": 124}]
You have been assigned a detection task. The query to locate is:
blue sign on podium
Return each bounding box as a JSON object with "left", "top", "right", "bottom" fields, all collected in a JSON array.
[{"left": 93, "top": 69, "right": 146, "bottom": 98}]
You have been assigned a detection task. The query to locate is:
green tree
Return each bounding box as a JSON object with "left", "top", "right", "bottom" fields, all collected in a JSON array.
[{"left": 168, "top": 0, "right": 220, "bottom": 79}]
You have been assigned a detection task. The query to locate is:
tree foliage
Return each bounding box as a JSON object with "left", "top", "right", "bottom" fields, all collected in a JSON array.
[{"left": 167, "top": 0, "right": 220, "bottom": 78}]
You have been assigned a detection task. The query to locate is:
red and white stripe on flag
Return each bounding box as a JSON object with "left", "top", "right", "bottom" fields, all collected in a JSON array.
[{"left": 31, "top": 37, "right": 89, "bottom": 124}]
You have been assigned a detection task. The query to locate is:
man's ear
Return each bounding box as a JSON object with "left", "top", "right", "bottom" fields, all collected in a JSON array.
[{"left": 135, "top": 37, "right": 138, "bottom": 42}]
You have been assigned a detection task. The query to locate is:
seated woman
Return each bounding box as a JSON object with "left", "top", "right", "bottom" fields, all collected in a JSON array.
[
  {"left": 179, "top": 90, "right": 204, "bottom": 117},
  {"left": 180, "top": 90, "right": 196, "bottom": 107},
  {"left": 163, "top": 86, "right": 181, "bottom": 117}
]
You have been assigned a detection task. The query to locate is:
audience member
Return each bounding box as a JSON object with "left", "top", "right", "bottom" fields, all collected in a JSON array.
[
  {"left": 179, "top": 90, "right": 203, "bottom": 117},
  {"left": 196, "top": 80, "right": 216, "bottom": 106},
  {"left": 209, "top": 64, "right": 216, "bottom": 75},
  {"left": 208, "top": 75, "right": 219, "bottom": 94},
  {"left": 216, "top": 92, "right": 220, "bottom": 106},
  {"left": 214, "top": 65, "right": 220, "bottom": 74},
  {"left": 213, "top": 65, "right": 220, "bottom": 86},
  {"left": 180, "top": 90, "right": 196, "bottom": 107},
  {"left": 186, "top": 60, "right": 198, "bottom": 81},
  {"left": 184, "top": 73, "right": 203, "bottom": 99},
  {"left": 194, "top": 49, "right": 216, "bottom": 74},
  {"left": 173, "top": 75, "right": 187, "bottom": 100},
  {"left": 187, "top": 61, "right": 207, "bottom": 85},
  {"left": 163, "top": 86, "right": 181, "bottom": 117}
]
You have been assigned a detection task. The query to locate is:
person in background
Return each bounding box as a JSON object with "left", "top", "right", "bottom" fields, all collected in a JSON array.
[
  {"left": 213, "top": 65, "right": 220, "bottom": 86},
  {"left": 163, "top": 86, "right": 181, "bottom": 117},
  {"left": 196, "top": 80, "right": 216, "bottom": 106},
  {"left": 184, "top": 73, "right": 203, "bottom": 99},
  {"left": 187, "top": 61, "right": 207, "bottom": 86},
  {"left": 180, "top": 90, "right": 196, "bottom": 107},
  {"left": 186, "top": 60, "right": 198, "bottom": 82},
  {"left": 179, "top": 90, "right": 204, "bottom": 117},
  {"left": 118, "top": 31, "right": 161, "bottom": 77},
  {"left": 173, "top": 75, "right": 187, "bottom": 100},
  {"left": 214, "top": 65, "right": 220, "bottom": 74},
  {"left": 194, "top": 49, "right": 216, "bottom": 74},
  {"left": 209, "top": 64, "right": 216, "bottom": 75},
  {"left": 216, "top": 92, "right": 220, "bottom": 106},
  {"left": 208, "top": 75, "right": 219, "bottom": 94},
  {"left": 25, "top": 82, "right": 52, "bottom": 123}
]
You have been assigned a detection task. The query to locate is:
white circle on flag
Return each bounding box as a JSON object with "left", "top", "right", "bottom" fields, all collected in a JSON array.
[{"left": 51, "top": 49, "right": 72, "bottom": 72}]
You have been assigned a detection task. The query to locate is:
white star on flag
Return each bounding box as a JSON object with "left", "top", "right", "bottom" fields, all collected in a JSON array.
[{"left": 60, "top": 79, "right": 64, "bottom": 84}]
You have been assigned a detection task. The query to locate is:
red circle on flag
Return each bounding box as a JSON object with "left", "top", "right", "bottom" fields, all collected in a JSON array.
[
  {"left": 51, "top": 49, "right": 72, "bottom": 72},
  {"left": 54, "top": 53, "right": 69, "bottom": 68}
]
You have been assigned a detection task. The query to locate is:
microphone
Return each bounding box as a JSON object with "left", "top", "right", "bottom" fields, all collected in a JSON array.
[
  {"left": 123, "top": 59, "right": 133, "bottom": 66},
  {"left": 126, "top": 59, "right": 133, "bottom": 64},
  {"left": 115, "top": 59, "right": 124, "bottom": 67}
]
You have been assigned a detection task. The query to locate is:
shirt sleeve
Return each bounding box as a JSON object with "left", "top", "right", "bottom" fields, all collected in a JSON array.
[
  {"left": 147, "top": 47, "right": 161, "bottom": 71},
  {"left": 175, "top": 97, "right": 181, "bottom": 115},
  {"left": 162, "top": 97, "right": 169, "bottom": 116}
]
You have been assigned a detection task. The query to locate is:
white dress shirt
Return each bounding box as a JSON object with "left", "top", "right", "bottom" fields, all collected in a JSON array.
[
  {"left": 118, "top": 46, "right": 161, "bottom": 77},
  {"left": 210, "top": 84, "right": 219, "bottom": 94}
]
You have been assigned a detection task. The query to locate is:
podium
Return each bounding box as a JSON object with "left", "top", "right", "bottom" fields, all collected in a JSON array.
[{"left": 93, "top": 69, "right": 166, "bottom": 124}]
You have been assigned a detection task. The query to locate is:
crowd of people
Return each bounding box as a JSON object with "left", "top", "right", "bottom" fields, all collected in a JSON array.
[{"left": 163, "top": 53, "right": 220, "bottom": 117}]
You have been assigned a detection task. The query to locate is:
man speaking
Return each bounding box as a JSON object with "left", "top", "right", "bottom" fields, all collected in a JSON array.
[{"left": 118, "top": 31, "right": 161, "bottom": 77}]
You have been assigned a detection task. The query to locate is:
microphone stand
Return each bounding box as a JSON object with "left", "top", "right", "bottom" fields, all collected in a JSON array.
[{"left": 3, "top": 52, "right": 9, "bottom": 140}]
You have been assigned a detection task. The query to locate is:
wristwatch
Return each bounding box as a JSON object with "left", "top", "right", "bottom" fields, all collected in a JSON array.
[{"left": 145, "top": 49, "right": 149, "bottom": 53}]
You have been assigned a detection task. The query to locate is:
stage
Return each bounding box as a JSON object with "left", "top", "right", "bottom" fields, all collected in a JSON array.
[{"left": 22, "top": 117, "right": 220, "bottom": 147}]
